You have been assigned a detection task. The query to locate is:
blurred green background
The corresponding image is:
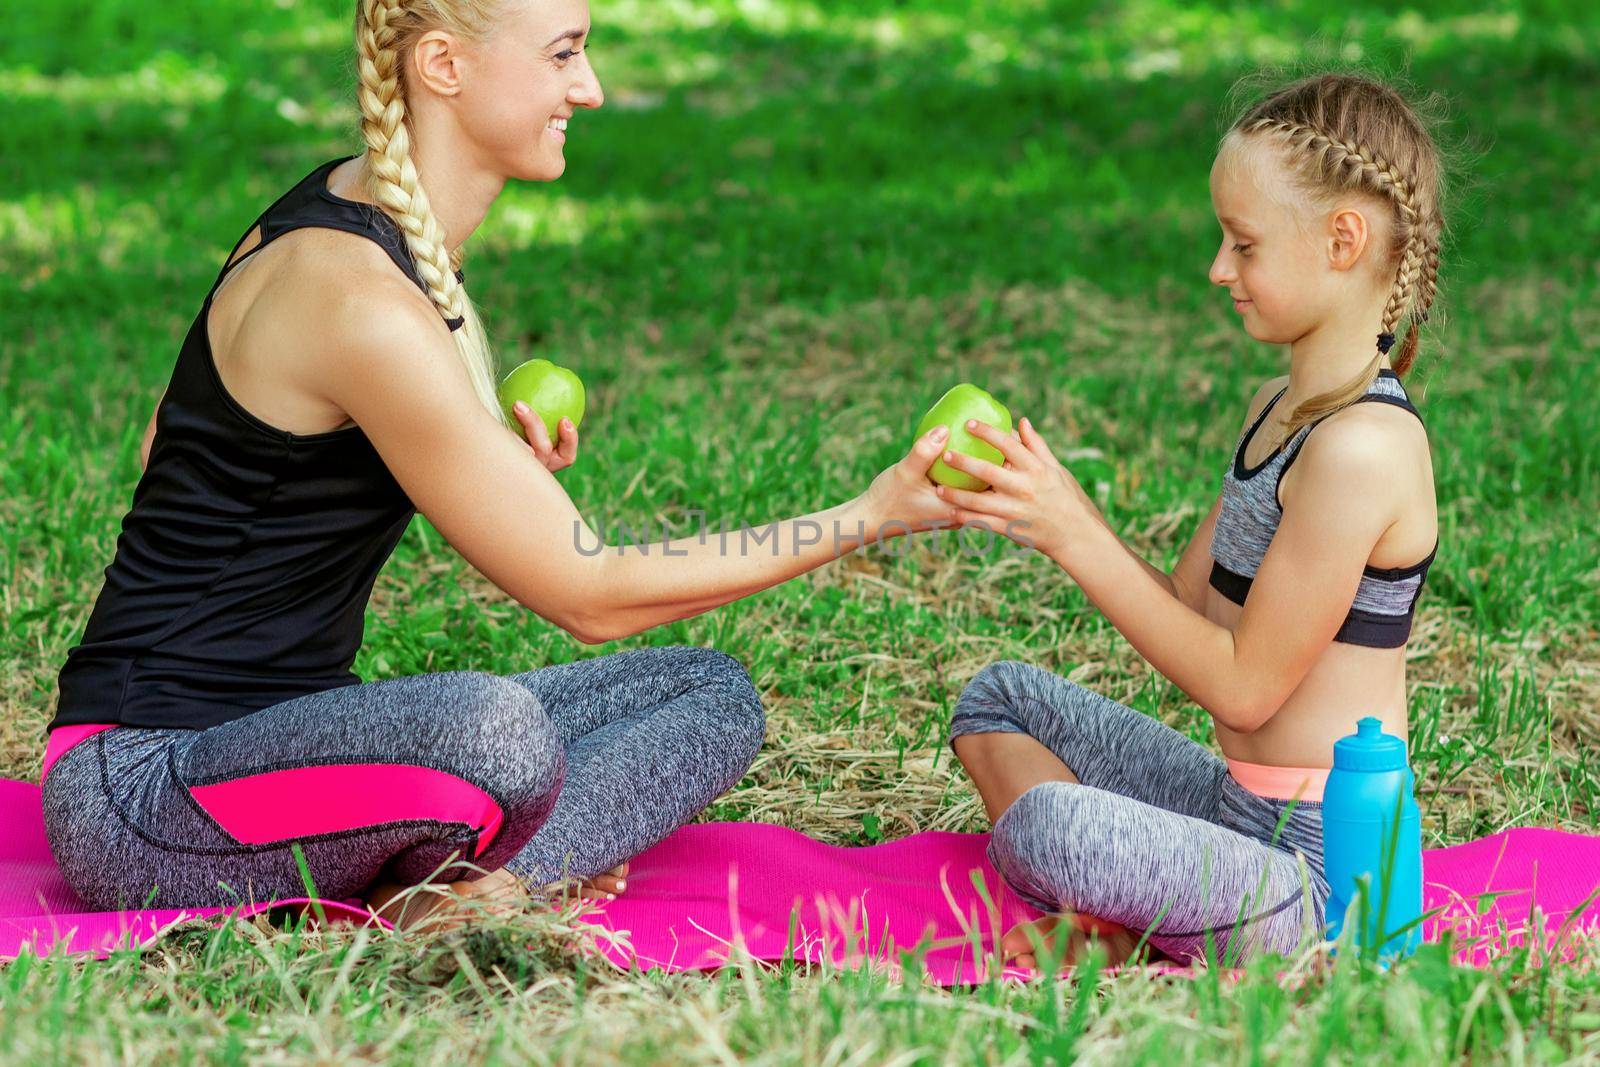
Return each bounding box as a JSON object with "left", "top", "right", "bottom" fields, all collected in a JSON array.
[
  {"left": 3, "top": 3, "right": 1600, "bottom": 1063},
  {"left": 2, "top": 1, "right": 1597, "bottom": 842}
]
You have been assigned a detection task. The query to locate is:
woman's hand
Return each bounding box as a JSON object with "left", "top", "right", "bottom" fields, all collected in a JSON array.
[
  {"left": 511, "top": 401, "right": 579, "bottom": 474},
  {"left": 934, "top": 417, "right": 1098, "bottom": 561},
  {"left": 860, "top": 423, "right": 961, "bottom": 542}
]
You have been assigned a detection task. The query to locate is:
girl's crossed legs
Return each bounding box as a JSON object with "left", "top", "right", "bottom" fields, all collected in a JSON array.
[
  {"left": 950, "top": 660, "right": 1327, "bottom": 965},
  {"left": 43, "top": 646, "right": 764, "bottom": 918}
]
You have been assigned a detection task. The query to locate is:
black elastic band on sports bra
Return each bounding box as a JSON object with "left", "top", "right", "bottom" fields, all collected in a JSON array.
[
  {"left": 1353, "top": 393, "right": 1419, "bottom": 416},
  {"left": 1215, "top": 553, "right": 1432, "bottom": 598},
  {"left": 1332, "top": 605, "right": 1413, "bottom": 649},
  {"left": 1208, "top": 560, "right": 1252, "bottom": 606},
  {"left": 1362, "top": 542, "right": 1437, "bottom": 582},
  {"left": 1232, "top": 387, "right": 1291, "bottom": 481},
  {"left": 1209, "top": 560, "right": 1420, "bottom": 647}
]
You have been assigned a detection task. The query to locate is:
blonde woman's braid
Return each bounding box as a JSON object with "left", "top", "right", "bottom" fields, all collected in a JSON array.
[
  {"left": 1384, "top": 235, "right": 1426, "bottom": 367},
  {"left": 1375, "top": 171, "right": 1426, "bottom": 351},
  {"left": 351, "top": 0, "right": 505, "bottom": 424},
  {"left": 1416, "top": 237, "right": 1441, "bottom": 316},
  {"left": 1245, "top": 118, "right": 1413, "bottom": 199},
  {"left": 356, "top": 0, "right": 464, "bottom": 327}
]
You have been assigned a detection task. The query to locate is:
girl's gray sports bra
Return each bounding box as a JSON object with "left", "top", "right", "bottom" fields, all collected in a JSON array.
[{"left": 1208, "top": 370, "right": 1436, "bottom": 649}]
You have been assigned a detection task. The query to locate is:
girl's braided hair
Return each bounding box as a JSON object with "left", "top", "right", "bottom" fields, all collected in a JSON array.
[{"left": 1229, "top": 73, "right": 1445, "bottom": 436}]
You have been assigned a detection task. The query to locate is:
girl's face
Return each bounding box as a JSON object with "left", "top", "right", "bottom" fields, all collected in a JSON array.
[
  {"left": 1207, "top": 134, "right": 1345, "bottom": 346},
  {"left": 455, "top": 0, "right": 604, "bottom": 182}
]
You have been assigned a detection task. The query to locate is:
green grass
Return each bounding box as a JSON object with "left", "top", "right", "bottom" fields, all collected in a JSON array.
[{"left": 3, "top": 0, "right": 1599, "bottom": 1062}]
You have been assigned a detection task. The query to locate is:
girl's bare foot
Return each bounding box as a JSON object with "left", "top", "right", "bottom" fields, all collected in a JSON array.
[{"left": 1001, "top": 913, "right": 1142, "bottom": 972}]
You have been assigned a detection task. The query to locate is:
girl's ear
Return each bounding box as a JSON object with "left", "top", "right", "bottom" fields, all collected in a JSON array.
[{"left": 1327, "top": 206, "right": 1370, "bottom": 272}]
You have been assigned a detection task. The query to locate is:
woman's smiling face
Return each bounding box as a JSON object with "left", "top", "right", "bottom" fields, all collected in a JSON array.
[{"left": 453, "top": 0, "right": 604, "bottom": 182}]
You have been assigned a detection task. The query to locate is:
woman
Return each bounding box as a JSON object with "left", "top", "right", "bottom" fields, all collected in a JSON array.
[{"left": 43, "top": 0, "right": 953, "bottom": 925}]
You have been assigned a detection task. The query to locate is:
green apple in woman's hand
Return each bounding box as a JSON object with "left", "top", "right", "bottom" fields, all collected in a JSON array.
[
  {"left": 914, "top": 384, "right": 1013, "bottom": 491},
  {"left": 498, "top": 358, "right": 586, "bottom": 439}
]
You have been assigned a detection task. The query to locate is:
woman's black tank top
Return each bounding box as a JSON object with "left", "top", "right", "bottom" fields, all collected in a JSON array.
[{"left": 51, "top": 157, "right": 432, "bottom": 731}]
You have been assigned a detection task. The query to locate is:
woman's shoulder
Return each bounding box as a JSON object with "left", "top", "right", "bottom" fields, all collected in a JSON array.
[
  {"left": 1299, "top": 402, "right": 1426, "bottom": 463},
  {"left": 278, "top": 226, "right": 437, "bottom": 321},
  {"left": 1304, "top": 378, "right": 1430, "bottom": 461},
  {"left": 268, "top": 228, "right": 450, "bottom": 358},
  {"left": 223, "top": 225, "right": 453, "bottom": 432}
]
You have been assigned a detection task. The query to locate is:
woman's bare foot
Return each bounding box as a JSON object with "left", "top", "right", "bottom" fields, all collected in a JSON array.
[
  {"left": 569, "top": 857, "right": 630, "bottom": 902},
  {"left": 1001, "top": 913, "right": 1142, "bottom": 972},
  {"left": 364, "top": 861, "right": 632, "bottom": 931},
  {"left": 544, "top": 862, "right": 630, "bottom": 902},
  {"left": 366, "top": 867, "right": 529, "bottom": 931}
]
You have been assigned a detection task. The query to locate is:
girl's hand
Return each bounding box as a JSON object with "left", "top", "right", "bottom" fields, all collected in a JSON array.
[
  {"left": 936, "top": 417, "right": 1097, "bottom": 560},
  {"left": 511, "top": 402, "right": 579, "bottom": 474},
  {"left": 861, "top": 423, "right": 960, "bottom": 541}
]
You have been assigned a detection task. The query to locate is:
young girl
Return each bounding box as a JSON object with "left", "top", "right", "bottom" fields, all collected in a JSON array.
[
  {"left": 934, "top": 73, "right": 1442, "bottom": 965},
  {"left": 42, "top": 0, "right": 953, "bottom": 925}
]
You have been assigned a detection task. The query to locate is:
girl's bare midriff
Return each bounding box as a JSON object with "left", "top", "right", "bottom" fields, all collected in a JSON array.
[{"left": 1206, "top": 591, "right": 1408, "bottom": 768}]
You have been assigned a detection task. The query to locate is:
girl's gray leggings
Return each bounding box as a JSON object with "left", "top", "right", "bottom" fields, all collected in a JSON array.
[
  {"left": 952, "top": 660, "right": 1329, "bottom": 962},
  {"left": 42, "top": 646, "right": 765, "bottom": 911}
]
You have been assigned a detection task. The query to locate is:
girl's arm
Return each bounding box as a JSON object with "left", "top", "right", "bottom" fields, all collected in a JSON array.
[
  {"left": 1078, "top": 377, "right": 1287, "bottom": 614},
  {"left": 320, "top": 290, "right": 953, "bottom": 645},
  {"left": 938, "top": 411, "right": 1407, "bottom": 732},
  {"left": 1111, "top": 497, "right": 1219, "bottom": 612}
]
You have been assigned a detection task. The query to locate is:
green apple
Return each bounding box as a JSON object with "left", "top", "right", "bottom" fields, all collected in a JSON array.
[
  {"left": 498, "top": 358, "right": 585, "bottom": 440},
  {"left": 914, "top": 383, "right": 1013, "bottom": 491}
]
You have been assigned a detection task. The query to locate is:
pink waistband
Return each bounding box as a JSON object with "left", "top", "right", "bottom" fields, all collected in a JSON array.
[
  {"left": 41, "top": 724, "right": 119, "bottom": 781},
  {"left": 1225, "top": 758, "right": 1329, "bottom": 803}
]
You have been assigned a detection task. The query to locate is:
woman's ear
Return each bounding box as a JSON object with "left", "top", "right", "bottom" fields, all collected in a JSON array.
[
  {"left": 1327, "top": 206, "right": 1370, "bottom": 272},
  {"left": 412, "top": 30, "right": 464, "bottom": 98}
]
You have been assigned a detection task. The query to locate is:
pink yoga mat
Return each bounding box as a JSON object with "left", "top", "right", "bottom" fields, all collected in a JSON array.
[
  {"left": 0, "top": 780, "right": 374, "bottom": 958},
  {"left": 574, "top": 822, "right": 1600, "bottom": 981},
  {"left": 3, "top": 778, "right": 1596, "bottom": 980}
]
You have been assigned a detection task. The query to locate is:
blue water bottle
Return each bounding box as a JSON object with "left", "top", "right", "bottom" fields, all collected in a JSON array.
[{"left": 1322, "top": 717, "right": 1423, "bottom": 959}]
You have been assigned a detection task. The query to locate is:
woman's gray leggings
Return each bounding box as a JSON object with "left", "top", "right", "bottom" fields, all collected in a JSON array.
[
  {"left": 43, "top": 646, "right": 765, "bottom": 911},
  {"left": 952, "top": 660, "right": 1329, "bottom": 962}
]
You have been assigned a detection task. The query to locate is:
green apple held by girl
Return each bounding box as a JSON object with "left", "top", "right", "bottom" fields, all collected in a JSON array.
[{"left": 915, "top": 384, "right": 1013, "bottom": 491}]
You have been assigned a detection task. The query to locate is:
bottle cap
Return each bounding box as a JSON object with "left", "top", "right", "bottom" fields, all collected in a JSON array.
[{"left": 1333, "top": 716, "right": 1409, "bottom": 773}]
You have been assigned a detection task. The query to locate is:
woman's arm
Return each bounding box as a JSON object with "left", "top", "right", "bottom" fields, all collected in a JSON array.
[
  {"left": 319, "top": 289, "right": 953, "bottom": 644},
  {"left": 937, "top": 409, "right": 1409, "bottom": 732},
  {"left": 139, "top": 389, "right": 166, "bottom": 471}
]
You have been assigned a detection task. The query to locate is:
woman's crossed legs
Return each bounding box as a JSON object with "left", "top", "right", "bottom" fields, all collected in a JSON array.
[{"left": 44, "top": 646, "right": 764, "bottom": 925}]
